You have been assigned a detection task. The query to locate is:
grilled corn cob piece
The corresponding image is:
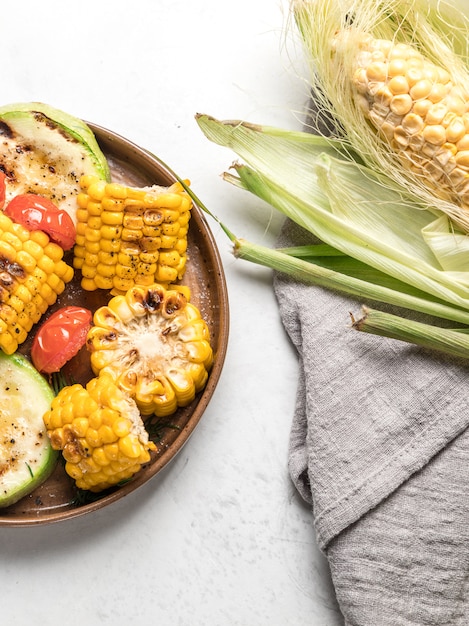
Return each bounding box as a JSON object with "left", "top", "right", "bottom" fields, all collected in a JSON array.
[
  {"left": 345, "top": 33, "right": 469, "bottom": 209},
  {"left": 87, "top": 283, "right": 213, "bottom": 417},
  {"left": 73, "top": 175, "right": 192, "bottom": 293},
  {"left": 43, "top": 373, "right": 157, "bottom": 492},
  {"left": 0, "top": 212, "right": 74, "bottom": 354}
]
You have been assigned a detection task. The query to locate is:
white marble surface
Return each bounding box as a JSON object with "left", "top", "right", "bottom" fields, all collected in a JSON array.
[{"left": 0, "top": 2, "right": 344, "bottom": 624}]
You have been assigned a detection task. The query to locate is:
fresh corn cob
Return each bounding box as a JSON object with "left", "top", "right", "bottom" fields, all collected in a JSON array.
[
  {"left": 86, "top": 283, "right": 213, "bottom": 417},
  {"left": 344, "top": 32, "right": 469, "bottom": 209},
  {"left": 0, "top": 212, "right": 74, "bottom": 355},
  {"left": 73, "top": 175, "right": 192, "bottom": 293},
  {"left": 43, "top": 373, "right": 157, "bottom": 492}
]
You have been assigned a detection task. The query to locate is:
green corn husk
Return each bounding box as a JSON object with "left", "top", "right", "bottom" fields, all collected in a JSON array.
[
  {"left": 192, "top": 0, "right": 469, "bottom": 358},
  {"left": 233, "top": 237, "right": 469, "bottom": 325},
  {"left": 197, "top": 115, "right": 469, "bottom": 311},
  {"left": 352, "top": 307, "right": 469, "bottom": 360}
]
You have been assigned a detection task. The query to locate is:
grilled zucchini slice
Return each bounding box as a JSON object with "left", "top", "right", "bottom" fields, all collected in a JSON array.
[
  {"left": 0, "top": 351, "right": 57, "bottom": 507},
  {"left": 0, "top": 101, "right": 110, "bottom": 222}
]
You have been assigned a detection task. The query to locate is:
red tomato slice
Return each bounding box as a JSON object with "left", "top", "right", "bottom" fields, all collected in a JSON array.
[
  {"left": 4, "top": 194, "right": 76, "bottom": 250},
  {"left": 31, "top": 306, "right": 92, "bottom": 374}
]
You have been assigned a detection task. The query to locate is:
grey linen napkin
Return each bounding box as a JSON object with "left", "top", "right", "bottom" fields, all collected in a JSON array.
[{"left": 274, "top": 219, "right": 469, "bottom": 625}]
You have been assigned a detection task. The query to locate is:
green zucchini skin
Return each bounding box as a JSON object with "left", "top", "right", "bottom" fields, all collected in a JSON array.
[{"left": 0, "top": 352, "right": 57, "bottom": 507}]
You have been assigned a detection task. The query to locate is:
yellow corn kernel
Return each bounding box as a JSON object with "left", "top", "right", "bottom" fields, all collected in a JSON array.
[
  {"left": 101, "top": 211, "right": 124, "bottom": 226},
  {"left": 112, "top": 417, "right": 131, "bottom": 438},
  {"left": 46, "top": 274, "right": 62, "bottom": 292},
  {"left": 36, "top": 253, "right": 55, "bottom": 274},
  {"left": 80, "top": 277, "right": 96, "bottom": 291},
  {"left": 0, "top": 214, "right": 73, "bottom": 354},
  {"left": 100, "top": 225, "right": 122, "bottom": 240},
  {"left": 168, "top": 283, "right": 191, "bottom": 300},
  {"left": 87, "top": 178, "right": 107, "bottom": 200},
  {"left": 348, "top": 33, "right": 469, "bottom": 209},
  {"left": 7, "top": 295, "right": 22, "bottom": 315},
  {"left": 135, "top": 272, "right": 157, "bottom": 287},
  {"left": 74, "top": 176, "right": 193, "bottom": 292},
  {"left": 0, "top": 213, "right": 12, "bottom": 231},
  {"left": 118, "top": 434, "right": 144, "bottom": 459},
  {"left": 0, "top": 240, "right": 17, "bottom": 260},
  {"left": 83, "top": 253, "right": 99, "bottom": 268},
  {"left": 23, "top": 239, "right": 45, "bottom": 261},
  {"left": 99, "top": 238, "right": 121, "bottom": 254},
  {"left": 92, "top": 447, "right": 110, "bottom": 467},
  {"left": 104, "top": 442, "right": 120, "bottom": 461},
  {"left": 87, "top": 216, "right": 102, "bottom": 230},
  {"left": 76, "top": 222, "right": 87, "bottom": 237},
  {"left": 111, "top": 276, "right": 134, "bottom": 294},
  {"left": 166, "top": 369, "right": 196, "bottom": 405},
  {"left": 93, "top": 274, "right": 113, "bottom": 290},
  {"left": 85, "top": 428, "right": 102, "bottom": 448},
  {"left": 96, "top": 263, "right": 115, "bottom": 278},
  {"left": 1, "top": 231, "right": 21, "bottom": 251},
  {"left": 98, "top": 424, "right": 117, "bottom": 444},
  {"left": 84, "top": 226, "right": 101, "bottom": 243},
  {"left": 42, "top": 374, "right": 156, "bottom": 492},
  {"left": 115, "top": 263, "right": 137, "bottom": 279},
  {"left": 28, "top": 230, "right": 49, "bottom": 248}
]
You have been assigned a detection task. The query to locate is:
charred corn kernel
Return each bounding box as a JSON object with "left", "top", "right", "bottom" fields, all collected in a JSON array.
[
  {"left": 74, "top": 176, "right": 192, "bottom": 293},
  {"left": 345, "top": 32, "right": 469, "bottom": 208},
  {"left": 0, "top": 214, "right": 73, "bottom": 354},
  {"left": 87, "top": 283, "right": 213, "bottom": 417},
  {"left": 43, "top": 374, "right": 156, "bottom": 492}
]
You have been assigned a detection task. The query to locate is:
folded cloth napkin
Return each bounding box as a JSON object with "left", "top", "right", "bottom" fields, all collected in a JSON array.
[{"left": 274, "top": 219, "right": 469, "bottom": 625}]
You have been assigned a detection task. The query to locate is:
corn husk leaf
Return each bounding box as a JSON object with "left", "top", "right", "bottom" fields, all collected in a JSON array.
[
  {"left": 193, "top": 0, "right": 469, "bottom": 358},
  {"left": 352, "top": 306, "right": 469, "bottom": 359},
  {"left": 197, "top": 115, "right": 469, "bottom": 312},
  {"left": 233, "top": 238, "right": 469, "bottom": 324}
]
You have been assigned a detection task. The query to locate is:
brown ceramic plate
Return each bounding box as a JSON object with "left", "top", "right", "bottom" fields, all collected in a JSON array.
[{"left": 0, "top": 123, "right": 229, "bottom": 526}]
